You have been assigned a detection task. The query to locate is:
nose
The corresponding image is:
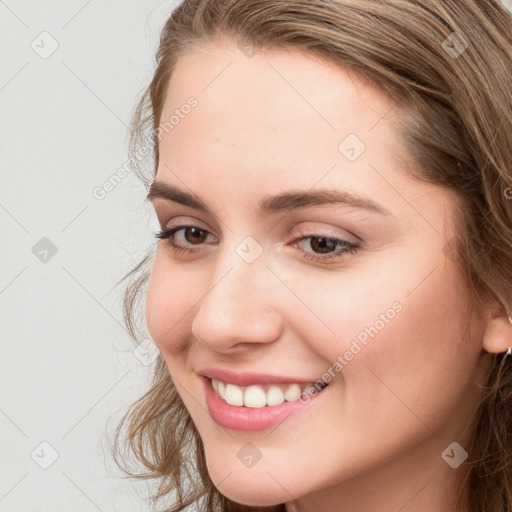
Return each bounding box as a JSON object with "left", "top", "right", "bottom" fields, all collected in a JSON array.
[{"left": 191, "top": 244, "right": 283, "bottom": 353}]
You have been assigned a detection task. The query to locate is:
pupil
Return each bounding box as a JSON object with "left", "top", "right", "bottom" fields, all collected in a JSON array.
[
  {"left": 312, "top": 237, "right": 335, "bottom": 254},
  {"left": 186, "top": 227, "right": 206, "bottom": 244}
]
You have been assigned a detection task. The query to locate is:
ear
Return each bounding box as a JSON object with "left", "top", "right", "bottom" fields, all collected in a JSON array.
[{"left": 482, "top": 301, "right": 512, "bottom": 355}]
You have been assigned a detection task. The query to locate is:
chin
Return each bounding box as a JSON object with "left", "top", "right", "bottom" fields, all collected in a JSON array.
[
  {"left": 213, "top": 483, "right": 287, "bottom": 507},
  {"left": 206, "top": 457, "right": 291, "bottom": 506}
]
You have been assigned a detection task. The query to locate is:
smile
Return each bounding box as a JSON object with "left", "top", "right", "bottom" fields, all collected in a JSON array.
[{"left": 211, "top": 378, "right": 328, "bottom": 408}]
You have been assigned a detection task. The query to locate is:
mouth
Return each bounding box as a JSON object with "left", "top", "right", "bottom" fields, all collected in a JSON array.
[{"left": 209, "top": 377, "right": 329, "bottom": 408}]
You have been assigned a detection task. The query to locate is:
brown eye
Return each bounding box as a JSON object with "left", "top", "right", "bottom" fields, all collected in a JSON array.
[
  {"left": 182, "top": 227, "right": 209, "bottom": 244},
  {"left": 154, "top": 225, "right": 217, "bottom": 254},
  {"left": 292, "top": 235, "right": 360, "bottom": 263},
  {"left": 308, "top": 237, "right": 338, "bottom": 254}
]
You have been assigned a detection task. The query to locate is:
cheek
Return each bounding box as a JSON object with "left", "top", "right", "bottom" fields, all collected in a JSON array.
[
  {"left": 335, "top": 255, "right": 477, "bottom": 435},
  {"left": 285, "top": 261, "right": 405, "bottom": 363},
  {"left": 145, "top": 253, "right": 197, "bottom": 352}
]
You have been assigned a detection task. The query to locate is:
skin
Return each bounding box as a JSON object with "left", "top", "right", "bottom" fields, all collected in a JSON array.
[{"left": 145, "top": 39, "right": 512, "bottom": 512}]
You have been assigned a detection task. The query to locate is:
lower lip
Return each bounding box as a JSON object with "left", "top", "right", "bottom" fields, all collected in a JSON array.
[{"left": 201, "top": 376, "right": 327, "bottom": 432}]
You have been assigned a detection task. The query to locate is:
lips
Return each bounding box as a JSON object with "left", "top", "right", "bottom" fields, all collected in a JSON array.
[
  {"left": 198, "top": 367, "right": 326, "bottom": 387},
  {"left": 200, "top": 372, "right": 329, "bottom": 431}
]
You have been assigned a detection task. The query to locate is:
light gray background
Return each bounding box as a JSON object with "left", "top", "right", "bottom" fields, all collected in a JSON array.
[
  {"left": 1, "top": 1, "right": 180, "bottom": 511},
  {"left": 2, "top": 1, "right": 511, "bottom": 512}
]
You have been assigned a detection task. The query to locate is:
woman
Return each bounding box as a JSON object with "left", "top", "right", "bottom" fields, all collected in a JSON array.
[{"left": 110, "top": 1, "right": 512, "bottom": 511}]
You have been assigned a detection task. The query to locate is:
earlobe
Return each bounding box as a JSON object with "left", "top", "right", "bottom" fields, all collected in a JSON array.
[{"left": 482, "top": 308, "right": 512, "bottom": 355}]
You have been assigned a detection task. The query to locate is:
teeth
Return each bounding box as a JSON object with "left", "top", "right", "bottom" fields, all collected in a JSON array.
[
  {"left": 217, "top": 380, "right": 226, "bottom": 399},
  {"left": 301, "top": 384, "right": 317, "bottom": 397},
  {"left": 224, "top": 383, "right": 244, "bottom": 406},
  {"left": 266, "top": 385, "right": 285, "bottom": 406},
  {"left": 211, "top": 378, "right": 326, "bottom": 408},
  {"left": 243, "top": 385, "right": 267, "bottom": 408},
  {"left": 284, "top": 383, "right": 301, "bottom": 402}
]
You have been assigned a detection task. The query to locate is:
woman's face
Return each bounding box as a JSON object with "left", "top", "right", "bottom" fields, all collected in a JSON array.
[{"left": 146, "top": 40, "right": 488, "bottom": 509}]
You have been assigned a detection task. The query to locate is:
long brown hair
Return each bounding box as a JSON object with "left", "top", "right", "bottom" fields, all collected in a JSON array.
[{"left": 109, "top": 1, "right": 512, "bottom": 511}]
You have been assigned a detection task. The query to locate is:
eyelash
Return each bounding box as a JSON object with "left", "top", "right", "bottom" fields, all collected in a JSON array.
[{"left": 154, "top": 225, "right": 360, "bottom": 263}]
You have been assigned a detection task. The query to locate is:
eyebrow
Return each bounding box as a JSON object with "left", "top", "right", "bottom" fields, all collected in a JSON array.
[{"left": 147, "top": 180, "right": 392, "bottom": 217}]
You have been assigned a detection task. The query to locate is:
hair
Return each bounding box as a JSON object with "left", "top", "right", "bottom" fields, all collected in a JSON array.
[{"left": 109, "top": 1, "right": 512, "bottom": 511}]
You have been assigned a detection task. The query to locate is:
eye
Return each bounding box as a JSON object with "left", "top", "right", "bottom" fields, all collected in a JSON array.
[
  {"left": 291, "top": 235, "right": 360, "bottom": 263},
  {"left": 154, "top": 225, "right": 361, "bottom": 263},
  {"left": 154, "top": 225, "right": 216, "bottom": 255}
]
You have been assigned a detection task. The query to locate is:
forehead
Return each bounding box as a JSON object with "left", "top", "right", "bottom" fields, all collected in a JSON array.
[
  {"left": 155, "top": 40, "right": 413, "bottom": 210},
  {"left": 159, "top": 39, "right": 399, "bottom": 151}
]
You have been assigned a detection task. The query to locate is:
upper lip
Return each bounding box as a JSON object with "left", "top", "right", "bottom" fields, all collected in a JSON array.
[{"left": 198, "top": 367, "right": 323, "bottom": 386}]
